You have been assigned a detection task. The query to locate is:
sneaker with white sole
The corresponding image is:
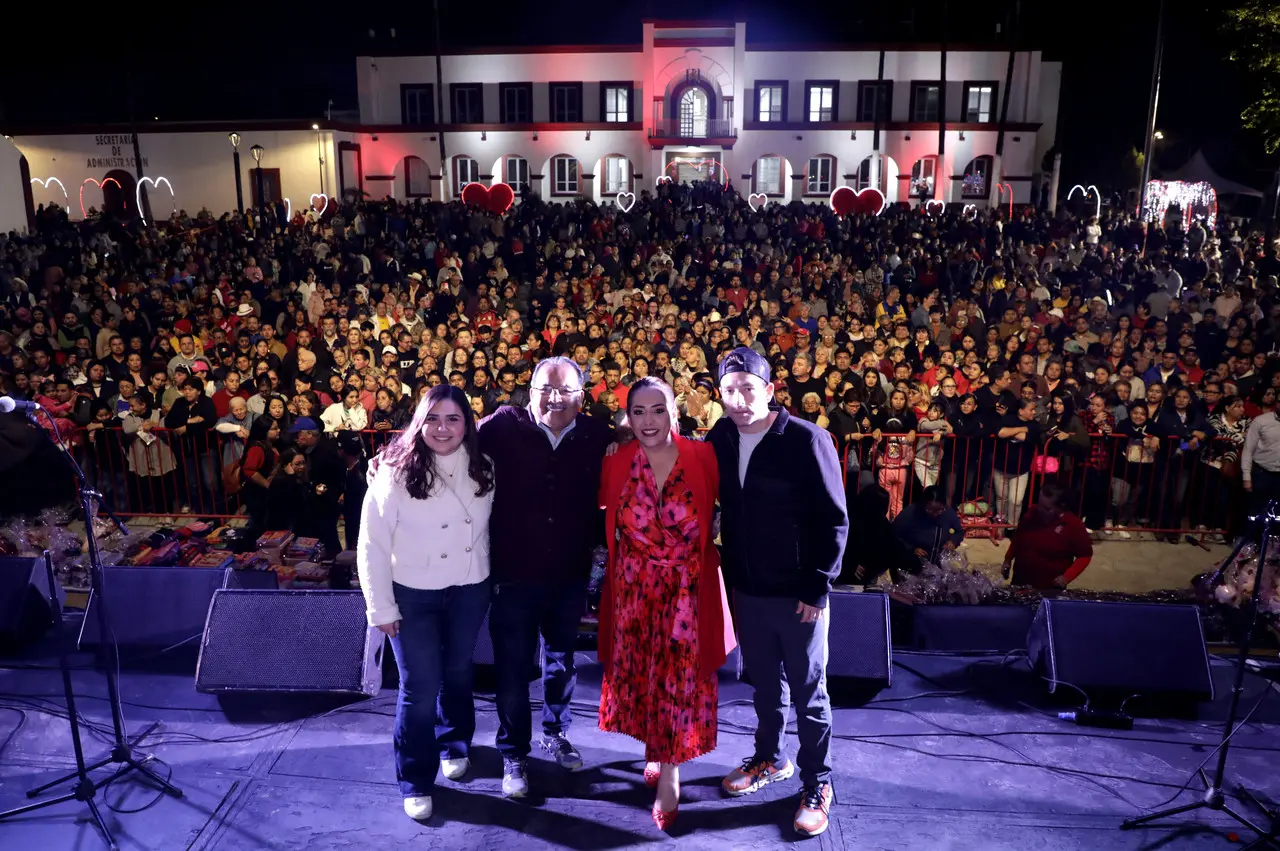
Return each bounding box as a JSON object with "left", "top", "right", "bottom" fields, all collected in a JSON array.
[
  {"left": 441, "top": 757, "right": 469, "bottom": 780},
  {"left": 794, "top": 782, "right": 834, "bottom": 836},
  {"left": 502, "top": 757, "right": 529, "bottom": 798},
  {"left": 721, "top": 755, "right": 795, "bottom": 797},
  {"left": 403, "top": 795, "right": 433, "bottom": 821}
]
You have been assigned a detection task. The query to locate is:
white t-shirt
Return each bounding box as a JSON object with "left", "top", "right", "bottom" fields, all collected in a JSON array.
[{"left": 738, "top": 429, "right": 767, "bottom": 487}]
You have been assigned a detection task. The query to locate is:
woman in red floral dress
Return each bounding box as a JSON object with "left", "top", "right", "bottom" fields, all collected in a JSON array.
[{"left": 598, "top": 378, "right": 737, "bottom": 830}]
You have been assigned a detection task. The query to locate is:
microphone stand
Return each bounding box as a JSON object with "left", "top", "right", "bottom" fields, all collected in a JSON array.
[
  {"left": 1119, "top": 500, "right": 1280, "bottom": 849},
  {"left": 0, "top": 409, "right": 182, "bottom": 850}
]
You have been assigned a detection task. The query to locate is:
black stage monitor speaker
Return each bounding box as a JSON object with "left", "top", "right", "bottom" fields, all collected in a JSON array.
[
  {"left": 827, "top": 590, "right": 893, "bottom": 686},
  {"left": 79, "top": 566, "right": 230, "bottom": 650},
  {"left": 196, "top": 589, "right": 383, "bottom": 695},
  {"left": 0, "top": 555, "right": 65, "bottom": 648},
  {"left": 1027, "top": 599, "right": 1214, "bottom": 703}
]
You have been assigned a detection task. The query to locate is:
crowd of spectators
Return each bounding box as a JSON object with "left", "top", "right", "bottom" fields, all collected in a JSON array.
[{"left": 2, "top": 179, "right": 1279, "bottom": 554}]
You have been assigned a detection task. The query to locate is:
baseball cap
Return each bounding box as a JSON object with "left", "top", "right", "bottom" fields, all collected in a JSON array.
[
  {"left": 718, "top": 347, "right": 771, "bottom": 385},
  {"left": 288, "top": 417, "right": 320, "bottom": 433}
]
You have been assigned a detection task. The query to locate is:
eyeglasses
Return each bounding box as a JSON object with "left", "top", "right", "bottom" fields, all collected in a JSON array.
[{"left": 532, "top": 385, "right": 583, "bottom": 398}]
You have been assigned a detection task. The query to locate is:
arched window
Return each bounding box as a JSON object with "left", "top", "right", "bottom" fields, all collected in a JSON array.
[
  {"left": 679, "top": 88, "right": 708, "bottom": 137},
  {"left": 453, "top": 156, "right": 478, "bottom": 196},
  {"left": 805, "top": 155, "right": 835, "bottom": 195},
  {"left": 552, "top": 156, "right": 579, "bottom": 195},
  {"left": 504, "top": 157, "right": 529, "bottom": 194},
  {"left": 601, "top": 155, "right": 629, "bottom": 194},
  {"left": 962, "top": 155, "right": 993, "bottom": 199},
  {"left": 855, "top": 155, "right": 889, "bottom": 193},
  {"left": 910, "top": 156, "right": 937, "bottom": 199},
  {"left": 404, "top": 156, "right": 431, "bottom": 198},
  {"left": 754, "top": 155, "right": 784, "bottom": 195}
]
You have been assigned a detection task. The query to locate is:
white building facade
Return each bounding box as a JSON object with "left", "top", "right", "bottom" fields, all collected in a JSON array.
[{"left": 0, "top": 19, "right": 1060, "bottom": 233}]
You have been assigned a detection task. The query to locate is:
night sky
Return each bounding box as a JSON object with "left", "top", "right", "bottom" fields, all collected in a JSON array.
[{"left": 0, "top": 0, "right": 1263, "bottom": 194}]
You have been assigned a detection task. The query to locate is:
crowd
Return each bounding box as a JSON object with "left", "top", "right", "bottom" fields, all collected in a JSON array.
[
  {"left": 3, "top": 179, "right": 1280, "bottom": 552},
  {"left": 8, "top": 178, "right": 1280, "bottom": 836}
]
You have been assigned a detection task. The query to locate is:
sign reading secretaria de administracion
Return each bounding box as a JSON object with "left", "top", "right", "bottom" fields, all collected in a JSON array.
[{"left": 86, "top": 135, "right": 148, "bottom": 169}]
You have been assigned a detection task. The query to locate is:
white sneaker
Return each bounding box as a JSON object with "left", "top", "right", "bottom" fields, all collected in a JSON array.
[
  {"left": 441, "top": 757, "right": 469, "bottom": 780},
  {"left": 403, "top": 795, "right": 432, "bottom": 821}
]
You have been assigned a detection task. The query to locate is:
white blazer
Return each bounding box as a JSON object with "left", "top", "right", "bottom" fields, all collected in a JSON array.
[{"left": 356, "top": 448, "right": 493, "bottom": 626}]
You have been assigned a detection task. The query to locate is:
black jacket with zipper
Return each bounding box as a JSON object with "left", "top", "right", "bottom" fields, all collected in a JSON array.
[{"left": 707, "top": 406, "right": 849, "bottom": 608}]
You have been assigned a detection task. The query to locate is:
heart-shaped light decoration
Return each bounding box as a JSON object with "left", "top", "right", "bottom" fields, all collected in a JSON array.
[
  {"left": 460, "top": 182, "right": 515, "bottom": 214},
  {"left": 747, "top": 193, "right": 768, "bottom": 213},
  {"left": 135, "top": 176, "right": 175, "bottom": 225},
  {"left": 996, "top": 183, "right": 1014, "bottom": 217},
  {"left": 615, "top": 191, "right": 636, "bottom": 213},
  {"left": 283, "top": 198, "right": 292, "bottom": 222},
  {"left": 655, "top": 175, "right": 673, "bottom": 187},
  {"left": 79, "top": 177, "right": 121, "bottom": 219},
  {"left": 962, "top": 203, "right": 978, "bottom": 220},
  {"left": 309, "top": 193, "right": 330, "bottom": 216},
  {"left": 1067, "top": 184, "right": 1101, "bottom": 220},
  {"left": 30, "top": 177, "right": 69, "bottom": 209},
  {"left": 829, "top": 186, "right": 856, "bottom": 216},
  {"left": 924, "top": 199, "right": 945, "bottom": 217},
  {"left": 852, "top": 187, "right": 887, "bottom": 216}
]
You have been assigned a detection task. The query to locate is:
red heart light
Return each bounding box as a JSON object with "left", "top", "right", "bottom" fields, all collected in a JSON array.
[
  {"left": 829, "top": 186, "right": 856, "bottom": 216},
  {"left": 80, "top": 177, "right": 121, "bottom": 219},
  {"left": 851, "top": 187, "right": 886, "bottom": 216},
  {"left": 461, "top": 182, "right": 515, "bottom": 214}
]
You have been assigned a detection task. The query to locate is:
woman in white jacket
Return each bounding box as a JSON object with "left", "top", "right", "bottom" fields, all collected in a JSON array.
[
  {"left": 357, "top": 384, "right": 495, "bottom": 823},
  {"left": 320, "top": 385, "right": 369, "bottom": 433}
]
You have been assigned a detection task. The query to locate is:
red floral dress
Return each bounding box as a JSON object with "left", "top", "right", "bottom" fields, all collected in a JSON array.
[{"left": 598, "top": 450, "right": 718, "bottom": 764}]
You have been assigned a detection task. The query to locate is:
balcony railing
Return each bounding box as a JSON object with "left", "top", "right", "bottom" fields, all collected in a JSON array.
[{"left": 648, "top": 118, "right": 738, "bottom": 139}]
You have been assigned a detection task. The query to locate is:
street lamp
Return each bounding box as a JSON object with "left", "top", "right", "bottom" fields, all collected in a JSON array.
[
  {"left": 250, "top": 144, "right": 265, "bottom": 212},
  {"left": 1153, "top": 130, "right": 1165, "bottom": 140},
  {"left": 313, "top": 124, "right": 325, "bottom": 195},
  {"left": 228, "top": 132, "right": 243, "bottom": 213}
]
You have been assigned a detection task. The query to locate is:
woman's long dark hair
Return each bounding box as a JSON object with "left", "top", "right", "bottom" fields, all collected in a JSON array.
[{"left": 380, "top": 384, "right": 493, "bottom": 500}]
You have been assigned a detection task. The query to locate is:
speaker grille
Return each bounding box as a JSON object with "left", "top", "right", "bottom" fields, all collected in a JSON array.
[
  {"left": 827, "top": 591, "right": 892, "bottom": 683},
  {"left": 197, "top": 589, "right": 382, "bottom": 695}
]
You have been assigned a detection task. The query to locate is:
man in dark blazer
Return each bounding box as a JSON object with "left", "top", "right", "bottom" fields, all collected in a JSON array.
[{"left": 707, "top": 347, "right": 848, "bottom": 839}]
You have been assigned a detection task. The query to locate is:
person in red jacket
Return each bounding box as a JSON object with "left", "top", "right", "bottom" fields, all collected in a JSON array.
[
  {"left": 597, "top": 377, "right": 735, "bottom": 831},
  {"left": 1001, "top": 482, "right": 1093, "bottom": 590}
]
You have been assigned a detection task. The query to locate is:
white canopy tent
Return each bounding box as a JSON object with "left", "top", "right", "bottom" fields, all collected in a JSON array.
[{"left": 1159, "top": 150, "right": 1263, "bottom": 197}]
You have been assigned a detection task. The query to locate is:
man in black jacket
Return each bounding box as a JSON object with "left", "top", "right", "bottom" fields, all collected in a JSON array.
[{"left": 708, "top": 348, "right": 848, "bottom": 838}]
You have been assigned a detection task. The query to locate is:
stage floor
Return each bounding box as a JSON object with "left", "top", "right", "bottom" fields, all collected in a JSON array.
[{"left": 1, "top": 642, "right": 1278, "bottom": 850}]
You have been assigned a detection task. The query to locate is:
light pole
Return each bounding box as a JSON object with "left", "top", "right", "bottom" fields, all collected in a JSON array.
[
  {"left": 228, "top": 132, "right": 243, "bottom": 213},
  {"left": 1138, "top": 0, "right": 1166, "bottom": 214},
  {"left": 250, "top": 144, "right": 265, "bottom": 215},
  {"left": 313, "top": 124, "right": 325, "bottom": 195}
]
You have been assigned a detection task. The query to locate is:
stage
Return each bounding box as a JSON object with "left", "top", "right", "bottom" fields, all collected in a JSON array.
[{"left": 1, "top": 624, "right": 1278, "bottom": 850}]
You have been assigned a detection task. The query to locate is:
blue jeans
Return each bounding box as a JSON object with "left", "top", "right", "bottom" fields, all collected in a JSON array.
[
  {"left": 389, "top": 579, "right": 491, "bottom": 798},
  {"left": 491, "top": 581, "right": 586, "bottom": 758}
]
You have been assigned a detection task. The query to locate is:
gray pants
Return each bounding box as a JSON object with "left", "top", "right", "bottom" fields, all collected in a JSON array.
[{"left": 733, "top": 590, "right": 833, "bottom": 787}]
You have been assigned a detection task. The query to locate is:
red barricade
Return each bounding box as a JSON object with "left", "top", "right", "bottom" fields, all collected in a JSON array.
[
  {"left": 84, "top": 422, "right": 1240, "bottom": 540},
  {"left": 841, "top": 432, "right": 1241, "bottom": 538}
]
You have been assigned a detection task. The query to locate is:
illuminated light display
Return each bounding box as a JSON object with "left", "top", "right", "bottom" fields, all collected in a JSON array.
[
  {"left": 79, "top": 177, "right": 121, "bottom": 219},
  {"left": 136, "top": 176, "right": 175, "bottom": 225},
  {"left": 962, "top": 203, "right": 978, "bottom": 220},
  {"left": 923, "top": 199, "right": 945, "bottom": 217},
  {"left": 615, "top": 191, "right": 636, "bottom": 213},
  {"left": 30, "top": 177, "right": 69, "bottom": 209},
  {"left": 309, "top": 193, "right": 330, "bottom": 216},
  {"left": 663, "top": 158, "right": 728, "bottom": 187},
  {"left": 747, "top": 192, "right": 768, "bottom": 212},
  {"left": 654, "top": 175, "right": 673, "bottom": 187},
  {"left": 283, "top": 198, "right": 291, "bottom": 221},
  {"left": 1067, "top": 183, "right": 1101, "bottom": 220},
  {"left": 996, "top": 182, "right": 1014, "bottom": 217},
  {"left": 1142, "top": 180, "right": 1217, "bottom": 231}
]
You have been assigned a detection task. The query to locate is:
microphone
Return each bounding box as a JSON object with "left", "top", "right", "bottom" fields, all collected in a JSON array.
[{"left": 0, "top": 397, "right": 42, "bottom": 414}]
